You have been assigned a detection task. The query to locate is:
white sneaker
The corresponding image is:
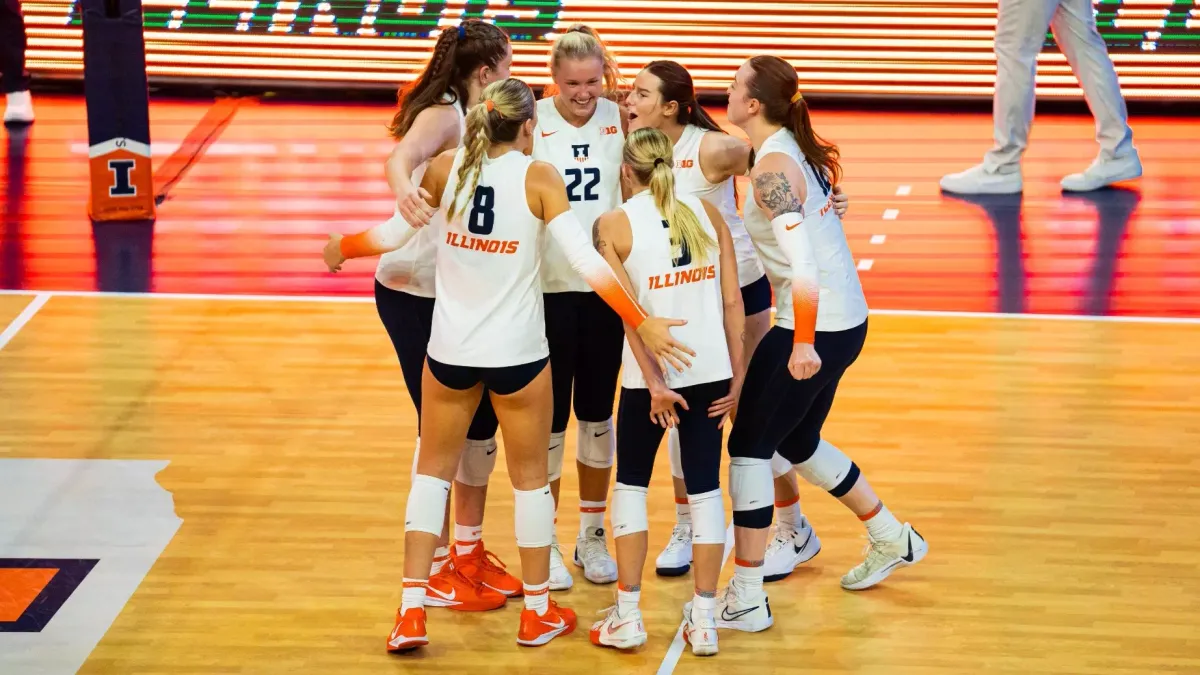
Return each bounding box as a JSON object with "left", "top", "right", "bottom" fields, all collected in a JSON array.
[
  {"left": 589, "top": 605, "right": 647, "bottom": 650},
  {"left": 682, "top": 604, "right": 718, "bottom": 656},
  {"left": 762, "top": 517, "right": 822, "bottom": 582},
  {"left": 1060, "top": 153, "right": 1142, "bottom": 192},
  {"left": 655, "top": 523, "right": 693, "bottom": 577},
  {"left": 685, "top": 585, "right": 773, "bottom": 633},
  {"left": 940, "top": 163, "right": 1022, "bottom": 194},
  {"left": 548, "top": 534, "right": 574, "bottom": 591},
  {"left": 841, "top": 523, "right": 928, "bottom": 591},
  {"left": 4, "top": 91, "right": 35, "bottom": 125},
  {"left": 574, "top": 527, "right": 618, "bottom": 584}
]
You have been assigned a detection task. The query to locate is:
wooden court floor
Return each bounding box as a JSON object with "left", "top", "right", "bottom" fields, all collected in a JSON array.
[{"left": 2, "top": 293, "right": 1200, "bottom": 674}]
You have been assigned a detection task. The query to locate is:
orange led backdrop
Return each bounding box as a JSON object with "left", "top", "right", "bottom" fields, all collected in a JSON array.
[{"left": 22, "top": 1, "right": 1200, "bottom": 98}]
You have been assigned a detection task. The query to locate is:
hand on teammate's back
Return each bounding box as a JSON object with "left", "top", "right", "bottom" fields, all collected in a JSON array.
[
  {"left": 397, "top": 185, "right": 437, "bottom": 227},
  {"left": 635, "top": 317, "right": 695, "bottom": 373}
]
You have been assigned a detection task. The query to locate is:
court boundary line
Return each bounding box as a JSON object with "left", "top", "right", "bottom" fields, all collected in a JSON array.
[
  {"left": 1, "top": 289, "right": 1198, "bottom": 325},
  {"left": 0, "top": 294, "right": 51, "bottom": 351},
  {"left": 656, "top": 522, "right": 735, "bottom": 675}
]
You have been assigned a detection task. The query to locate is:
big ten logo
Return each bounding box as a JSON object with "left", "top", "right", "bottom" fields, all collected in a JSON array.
[
  {"left": 675, "top": 159, "right": 694, "bottom": 169},
  {"left": 600, "top": 126, "right": 619, "bottom": 136}
]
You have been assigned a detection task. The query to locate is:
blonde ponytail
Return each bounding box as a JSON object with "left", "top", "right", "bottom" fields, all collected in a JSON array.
[
  {"left": 446, "top": 78, "right": 537, "bottom": 223},
  {"left": 625, "top": 127, "right": 715, "bottom": 265}
]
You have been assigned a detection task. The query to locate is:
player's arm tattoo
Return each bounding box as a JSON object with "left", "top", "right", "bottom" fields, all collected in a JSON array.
[
  {"left": 592, "top": 217, "right": 608, "bottom": 256},
  {"left": 753, "top": 171, "right": 804, "bottom": 220}
]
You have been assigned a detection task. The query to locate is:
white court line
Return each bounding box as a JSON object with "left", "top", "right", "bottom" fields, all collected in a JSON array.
[
  {"left": 656, "top": 523, "right": 735, "bottom": 675},
  {"left": 882, "top": 209, "right": 900, "bottom": 220},
  {"left": 0, "top": 293, "right": 50, "bottom": 351},
  {"left": 870, "top": 234, "right": 886, "bottom": 245},
  {"left": 857, "top": 259, "right": 875, "bottom": 271},
  {"left": 896, "top": 185, "right": 912, "bottom": 196},
  {"left": 2, "top": 289, "right": 1199, "bottom": 325}
]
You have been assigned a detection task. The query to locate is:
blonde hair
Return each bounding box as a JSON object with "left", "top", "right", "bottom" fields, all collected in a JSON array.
[
  {"left": 447, "top": 78, "right": 536, "bottom": 223},
  {"left": 624, "top": 127, "right": 715, "bottom": 265},
  {"left": 549, "top": 24, "right": 623, "bottom": 99}
]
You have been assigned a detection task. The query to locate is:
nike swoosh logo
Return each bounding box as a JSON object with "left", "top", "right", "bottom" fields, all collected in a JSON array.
[
  {"left": 720, "top": 606, "right": 757, "bottom": 622},
  {"left": 792, "top": 529, "right": 814, "bottom": 555},
  {"left": 593, "top": 430, "right": 609, "bottom": 437},
  {"left": 901, "top": 535, "right": 914, "bottom": 563},
  {"left": 540, "top": 130, "right": 557, "bottom": 137},
  {"left": 486, "top": 446, "right": 497, "bottom": 455},
  {"left": 427, "top": 586, "right": 456, "bottom": 601},
  {"left": 607, "top": 619, "right": 637, "bottom": 633},
  {"left": 540, "top": 617, "right": 566, "bottom": 630},
  {"left": 785, "top": 220, "right": 801, "bottom": 231}
]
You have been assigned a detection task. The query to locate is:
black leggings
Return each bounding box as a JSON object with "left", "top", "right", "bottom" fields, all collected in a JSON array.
[
  {"left": 374, "top": 280, "right": 499, "bottom": 441},
  {"left": 0, "top": 0, "right": 29, "bottom": 94},
  {"left": 615, "top": 380, "right": 731, "bottom": 495},
  {"left": 727, "top": 321, "right": 868, "bottom": 465},
  {"left": 543, "top": 291, "right": 625, "bottom": 433}
]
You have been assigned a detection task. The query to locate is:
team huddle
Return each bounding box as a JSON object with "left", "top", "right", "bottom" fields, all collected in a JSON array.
[{"left": 322, "top": 20, "right": 928, "bottom": 658}]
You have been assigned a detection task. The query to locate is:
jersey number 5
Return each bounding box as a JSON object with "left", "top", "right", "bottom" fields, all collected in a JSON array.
[
  {"left": 565, "top": 168, "right": 601, "bottom": 202},
  {"left": 468, "top": 186, "right": 495, "bottom": 235}
]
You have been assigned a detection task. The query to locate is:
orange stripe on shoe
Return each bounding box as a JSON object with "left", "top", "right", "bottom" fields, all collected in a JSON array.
[
  {"left": 792, "top": 280, "right": 819, "bottom": 344},
  {"left": 774, "top": 495, "right": 800, "bottom": 509},
  {"left": 859, "top": 501, "right": 884, "bottom": 522}
]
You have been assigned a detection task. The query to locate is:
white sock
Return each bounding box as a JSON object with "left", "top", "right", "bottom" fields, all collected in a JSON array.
[
  {"left": 675, "top": 497, "right": 691, "bottom": 526},
  {"left": 524, "top": 581, "right": 550, "bottom": 615},
  {"left": 400, "top": 579, "right": 427, "bottom": 614},
  {"left": 732, "top": 560, "right": 764, "bottom": 598},
  {"left": 692, "top": 591, "right": 717, "bottom": 619},
  {"left": 430, "top": 546, "right": 450, "bottom": 575},
  {"left": 580, "top": 500, "right": 606, "bottom": 535},
  {"left": 455, "top": 523, "right": 482, "bottom": 555},
  {"left": 617, "top": 583, "right": 640, "bottom": 616},
  {"left": 863, "top": 502, "right": 903, "bottom": 542},
  {"left": 775, "top": 495, "right": 801, "bottom": 529}
]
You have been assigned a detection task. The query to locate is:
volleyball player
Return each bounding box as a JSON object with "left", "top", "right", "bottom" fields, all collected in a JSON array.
[
  {"left": 623, "top": 60, "right": 846, "bottom": 581},
  {"left": 531, "top": 25, "right": 628, "bottom": 589},
  {"left": 708, "top": 56, "right": 928, "bottom": 632},
  {"left": 328, "top": 78, "right": 693, "bottom": 650},
  {"left": 356, "top": 20, "right": 519, "bottom": 611},
  {"left": 588, "top": 127, "right": 743, "bottom": 656}
]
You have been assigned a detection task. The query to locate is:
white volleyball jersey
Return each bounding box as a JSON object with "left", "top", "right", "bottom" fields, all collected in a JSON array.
[
  {"left": 426, "top": 149, "right": 549, "bottom": 368},
  {"left": 618, "top": 192, "right": 732, "bottom": 390},
  {"left": 742, "top": 128, "right": 868, "bottom": 333},
  {"left": 532, "top": 96, "right": 624, "bottom": 293},
  {"left": 375, "top": 99, "right": 467, "bottom": 297},
  {"left": 672, "top": 125, "right": 765, "bottom": 288}
]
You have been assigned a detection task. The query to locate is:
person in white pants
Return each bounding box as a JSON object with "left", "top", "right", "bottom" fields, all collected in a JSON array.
[{"left": 941, "top": 0, "right": 1141, "bottom": 194}]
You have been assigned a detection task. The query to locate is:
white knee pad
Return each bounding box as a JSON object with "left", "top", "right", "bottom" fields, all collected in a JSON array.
[
  {"left": 668, "top": 427, "right": 683, "bottom": 480},
  {"left": 794, "top": 439, "right": 854, "bottom": 492},
  {"left": 547, "top": 431, "right": 566, "bottom": 482},
  {"left": 405, "top": 474, "right": 451, "bottom": 536},
  {"left": 770, "top": 452, "right": 794, "bottom": 479},
  {"left": 728, "top": 457, "right": 773, "bottom": 512},
  {"left": 513, "top": 485, "right": 555, "bottom": 548},
  {"left": 577, "top": 419, "right": 615, "bottom": 469},
  {"left": 456, "top": 437, "right": 498, "bottom": 487},
  {"left": 611, "top": 482, "right": 648, "bottom": 538},
  {"left": 688, "top": 488, "right": 725, "bottom": 545}
]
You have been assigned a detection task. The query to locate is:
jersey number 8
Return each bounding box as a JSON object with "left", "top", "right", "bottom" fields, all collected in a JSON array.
[{"left": 468, "top": 186, "right": 495, "bottom": 235}]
